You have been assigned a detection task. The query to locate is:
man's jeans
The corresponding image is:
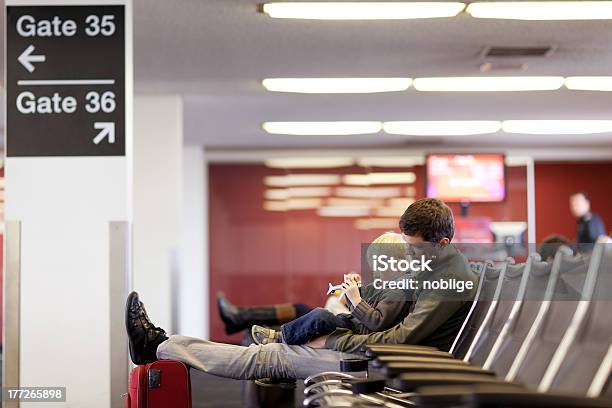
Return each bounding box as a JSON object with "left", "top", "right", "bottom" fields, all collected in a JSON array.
[
  {"left": 281, "top": 307, "right": 354, "bottom": 345},
  {"left": 157, "top": 335, "right": 361, "bottom": 380}
]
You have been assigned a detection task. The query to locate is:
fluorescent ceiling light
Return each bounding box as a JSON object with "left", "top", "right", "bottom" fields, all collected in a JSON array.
[
  {"left": 336, "top": 186, "right": 402, "bottom": 198},
  {"left": 388, "top": 197, "right": 416, "bottom": 208},
  {"left": 263, "top": 121, "right": 382, "bottom": 136},
  {"left": 288, "top": 187, "right": 332, "bottom": 197},
  {"left": 262, "top": 2, "right": 465, "bottom": 20},
  {"left": 467, "top": 2, "right": 612, "bottom": 20},
  {"left": 265, "top": 157, "right": 355, "bottom": 168},
  {"left": 502, "top": 120, "right": 612, "bottom": 134},
  {"left": 357, "top": 156, "right": 425, "bottom": 168},
  {"left": 375, "top": 206, "right": 412, "bottom": 218},
  {"left": 318, "top": 206, "right": 371, "bottom": 217},
  {"left": 384, "top": 121, "right": 501, "bottom": 136},
  {"left": 264, "top": 174, "right": 341, "bottom": 187},
  {"left": 264, "top": 201, "right": 288, "bottom": 212},
  {"left": 264, "top": 187, "right": 332, "bottom": 200},
  {"left": 355, "top": 218, "right": 399, "bottom": 230},
  {"left": 565, "top": 76, "right": 612, "bottom": 91},
  {"left": 413, "top": 77, "right": 564, "bottom": 92},
  {"left": 343, "top": 172, "right": 416, "bottom": 185},
  {"left": 262, "top": 78, "right": 412, "bottom": 94},
  {"left": 327, "top": 198, "right": 384, "bottom": 208},
  {"left": 264, "top": 189, "right": 290, "bottom": 200},
  {"left": 286, "top": 198, "right": 323, "bottom": 210},
  {"left": 263, "top": 198, "right": 323, "bottom": 211}
]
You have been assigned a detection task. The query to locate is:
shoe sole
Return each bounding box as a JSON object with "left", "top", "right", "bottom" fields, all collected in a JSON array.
[{"left": 251, "top": 325, "right": 263, "bottom": 345}]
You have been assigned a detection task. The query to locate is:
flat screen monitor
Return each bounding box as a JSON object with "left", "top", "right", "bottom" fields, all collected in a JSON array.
[{"left": 426, "top": 154, "right": 506, "bottom": 203}]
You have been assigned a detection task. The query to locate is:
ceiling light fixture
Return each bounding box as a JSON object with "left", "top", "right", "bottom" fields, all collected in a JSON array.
[
  {"left": 384, "top": 121, "right": 501, "bottom": 136},
  {"left": 388, "top": 197, "right": 417, "bottom": 208},
  {"left": 318, "top": 206, "right": 371, "bottom": 217},
  {"left": 413, "top": 76, "right": 564, "bottom": 92},
  {"left": 264, "top": 174, "right": 341, "bottom": 187},
  {"left": 357, "top": 156, "right": 425, "bottom": 168},
  {"left": 467, "top": 1, "right": 612, "bottom": 20},
  {"left": 375, "top": 206, "right": 413, "bottom": 217},
  {"left": 262, "top": 2, "right": 466, "bottom": 20},
  {"left": 336, "top": 186, "right": 402, "bottom": 198},
  {"left": 263, "top": 121, "right": 382, "bottom": 136},
  {"left": 264, "top": 189, "right": 290, "bottom": 200},
  {"left": 502, "top": 120, "right": 612, "bottom": 134},
  {"left": 287, "top": 187, "right": 333, "bottom": 197},
  {"left": 565, "top": 76, "right": 612, "bottom": 91},
  {"left": 343, "top": 172, "right": 417, "bottom": 185},
  {"left": 264, "top": 187, "right": 332, "bottom": 200},
  {"left": 262, "top": 78, "right": 413, "bottom": 93},
  {"left": 263, "top": 201, "right": 288, "bottom": 212},
  {"left": 263, "top": 198, "right": 323, "bottom": 211},
  {"left": 264, "top": 157, "right": 355, "bottom": 168},
  {"left": 354, "top": 218, "right": 399, "bottom": 230},
  {"left": 286, "top": 198, "right": 323, "bottom": 210},
  {"left": 327, "top": 197, "right": 384, "bottom": 208}
]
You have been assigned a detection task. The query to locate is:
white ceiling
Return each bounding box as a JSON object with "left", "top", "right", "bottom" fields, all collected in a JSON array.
[{"left": 5, "top": 0, "right": 612, "bottom": 151}]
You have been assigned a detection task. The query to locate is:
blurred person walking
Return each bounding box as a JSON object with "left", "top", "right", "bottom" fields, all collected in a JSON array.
[{"left": 570, "top": 192, "right": 606, "bottom": 244}]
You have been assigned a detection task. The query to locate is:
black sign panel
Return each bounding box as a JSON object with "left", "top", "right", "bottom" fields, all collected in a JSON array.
[{"left": 6, "top": 5, "right": 125, "bottom": 156}]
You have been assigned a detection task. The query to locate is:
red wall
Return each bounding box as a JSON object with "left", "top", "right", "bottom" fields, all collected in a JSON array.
[
  {"left": 208, "top": 163, "right": 527, "bottom": 342},
  {"left": 209, "top": 165, "right": 383, "bottom": 342},
  {"left": 535, "top": 162, "right": 612, "bottom": 242}
]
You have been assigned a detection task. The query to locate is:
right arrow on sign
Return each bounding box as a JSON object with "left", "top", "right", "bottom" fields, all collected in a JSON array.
[
  {"left": 18, "top": 45, "right": 46, "bottom": 73},
  {"left": 93, "top": 122, "right": 116, "bottom": 144}
]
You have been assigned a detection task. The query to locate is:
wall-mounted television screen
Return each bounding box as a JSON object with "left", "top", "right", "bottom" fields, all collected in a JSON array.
[{"left": 426, "top": 154, "right": 506, "bottom": 203}]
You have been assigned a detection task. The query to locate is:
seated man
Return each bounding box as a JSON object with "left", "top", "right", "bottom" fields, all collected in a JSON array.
[
  {"left": 539, "top": 234, "right": 576, "bottom": 261},
  {"left": 126, "top": 198, "right": 479, "bottom": 380},
  {"left": 251, "top": 232, "right": 413, "bottom": 346}
]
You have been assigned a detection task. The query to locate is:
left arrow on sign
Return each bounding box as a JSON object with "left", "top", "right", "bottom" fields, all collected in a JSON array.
[
  {"left": 18, "top": 45, "right": 46, "bottom": 73},
  {"left": 93, "top": 122, "right": 115, "bottom": 144}
]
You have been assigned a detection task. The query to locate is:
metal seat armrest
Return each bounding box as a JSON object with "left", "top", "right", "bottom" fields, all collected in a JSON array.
[
  {"left": 383, "top": 362, "right": 495, "bottom": 378},
  {"left": 393, "top": 373, "right": 516, "bottom": 392}
]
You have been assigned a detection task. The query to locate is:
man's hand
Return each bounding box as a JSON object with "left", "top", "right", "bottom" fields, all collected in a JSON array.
[
  {"left": 342, "top": 280, "right": 362, "bottom": 306},
  {"left": 305, "top": 335, "right": 328, "bottom": 349}
]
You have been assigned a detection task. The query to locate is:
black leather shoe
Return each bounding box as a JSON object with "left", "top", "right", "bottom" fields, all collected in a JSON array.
[
  {"left": 217, "top": 292, "right": 246, "bottom": 334},
  {"left": 125, "top": 291, "right": 168, "bottom": 365},
  {"left": 217, "top": 292, "right": 281, "bottom": 335}
]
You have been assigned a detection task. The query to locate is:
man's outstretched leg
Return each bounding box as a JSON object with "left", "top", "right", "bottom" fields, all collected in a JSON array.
[{"left": 126, "top": 292, "right": 360, "bottom": 380}]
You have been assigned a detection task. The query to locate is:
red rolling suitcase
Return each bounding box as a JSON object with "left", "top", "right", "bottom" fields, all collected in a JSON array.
[{"left": 125, "top": 360, "right": 191, "bottom": 408}]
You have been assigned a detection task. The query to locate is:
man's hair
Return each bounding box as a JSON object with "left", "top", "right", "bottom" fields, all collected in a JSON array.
[
  {"left": 571, "top": 191, "right": 590, "bottom": 201},
  {"left": 539, "top": 234, "right": 575, "bottom": 261},
  {"left": 399, "top": 198, "right": 455, "bottom": 243}
]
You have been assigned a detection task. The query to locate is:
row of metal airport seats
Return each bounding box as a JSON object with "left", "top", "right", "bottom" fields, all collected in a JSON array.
[{"left": 302, "top": 237, "right": 612, "bottom": 408}]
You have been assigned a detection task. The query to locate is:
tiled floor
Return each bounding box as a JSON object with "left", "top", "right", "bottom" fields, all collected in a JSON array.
[{"left": 191, "top": 369, "right": 304, "bottom": 408}]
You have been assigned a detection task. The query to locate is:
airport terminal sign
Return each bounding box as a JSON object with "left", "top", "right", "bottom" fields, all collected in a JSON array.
[{"left": 6, "top": 5, "right": 125, "bottom": 156}]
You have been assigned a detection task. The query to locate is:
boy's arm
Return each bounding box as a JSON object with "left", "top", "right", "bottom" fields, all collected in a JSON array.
[
  {"left": 325, "top": 295, "right": 464, "bottom": 353},
  {"left": 351, "top": 291, "right": 408, "bottom": 332}
]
